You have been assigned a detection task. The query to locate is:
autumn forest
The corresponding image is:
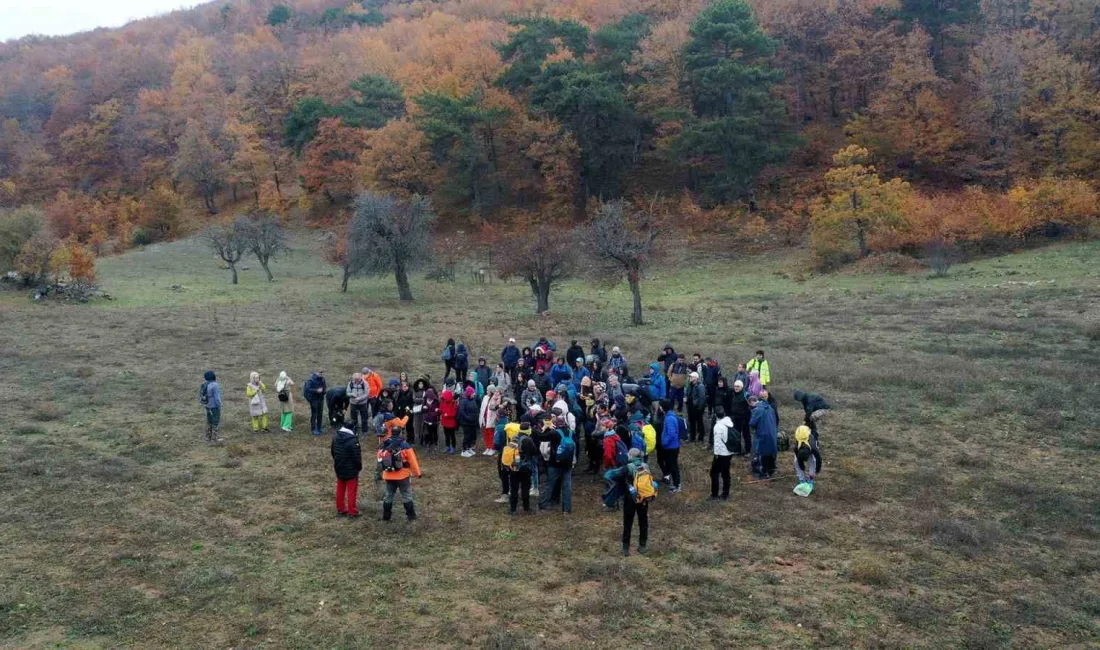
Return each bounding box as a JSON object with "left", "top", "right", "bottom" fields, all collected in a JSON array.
[{"left": 2, "top": 0, "right": 1100, "bottom": 282}]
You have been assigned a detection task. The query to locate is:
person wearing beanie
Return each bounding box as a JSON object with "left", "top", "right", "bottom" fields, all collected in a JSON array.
[
  {"left": 520, "top": 380, "right": 542, "bottom": 413},
  {"left": 687, "top": 371, "right": 707, "bottom": 443},
  {"left": 501, "top": 338, "right": 521, "bottom": 379},
  {"left": 347, "top": 372, "right": 371, "bottom": 435},
  {"left": 198, "top": 370, "right": 223, "bottom": 443},
  {"left": 439, "top": 389, "right": 458, "bottom": 454},
  {"left": 457, "top": 385, "right": 480, "bottom": 457},
  {"left": 421, "top": 387, "right": 440, "bottom": 449},
  {"left": 792, "top": 425, "right": 822, "bottom": 496},
  {"left": 730, "top": 379, "right": 752, "bottom": 456},
  {"left": 331, "top": 424, "right": 362, "bottom": 517},
  {"left": 608, "top": 345, "right": 628, "bottom": 376}
]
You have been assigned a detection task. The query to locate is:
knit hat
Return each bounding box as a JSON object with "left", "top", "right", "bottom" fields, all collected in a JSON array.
[
  {"left": 690, "top": 372, "right": 699, "bottom": 379},
  {"left": 527, "top": 380, "right": 536, "bottom": 389},
  {"left": 465, "top": 386, "right": 475, "bottom": 398},
  {"left": 487, "top": 385, "right": 498, "bottom": 393},
  {"left": 612, "top": 346, "right": 621, "bottom": 353},
  {"left": 546, "top": 390, "right": 557, "bottom": 400},
  {"left": 509, "top": 337, "right": 516, "bottom": 343}
]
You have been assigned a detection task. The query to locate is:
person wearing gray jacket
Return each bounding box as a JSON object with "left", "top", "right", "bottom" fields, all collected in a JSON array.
[{"left": 347, "top": 373, "right": 370, "bottom": 435}]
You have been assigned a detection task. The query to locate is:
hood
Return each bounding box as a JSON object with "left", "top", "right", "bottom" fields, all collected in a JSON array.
[
  {"left": 338, "top": 426, "right": 355, "bottom": 436},
  {"left": 425, "top": 388, "right": 438, "bottom": 401},
  {"left": 649, "top": 362, "right": 660, "bottom": 374},
  {"left": 441, "top": 390, "right": 455, "bottom": 402},
  {"left": 662, "top": 343, "right": 672, "bottom": 351},
  {"left": 457, "top": 343, "right": 467, "bottom": 353},
  {"left": 204, "top": 370, "right": 216, "bottom": 382},
  {"left": 793, "top": 390, "right": 805, "bottom": 401}
]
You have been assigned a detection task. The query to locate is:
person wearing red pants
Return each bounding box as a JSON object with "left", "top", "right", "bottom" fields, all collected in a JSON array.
[{"left": 331, "top": 425, "right": 362, "bottom": 518}]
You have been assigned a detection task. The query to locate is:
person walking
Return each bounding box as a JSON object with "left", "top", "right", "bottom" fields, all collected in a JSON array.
[
  {"left": 441, "top": 338, "right": 457, "bottom": 381},
  {"left": 198, "top": 370, "right": 223, "bottom": 443},
  {"left": 246, "top": 372, "right": 270, "bottom": 433},
  {"left": 454, "top": 342, "right": 470, "bottom": 384},
  {"left": 710, "top": 406, "right": 734, "bottom": 500},
  {"left": 604, "top": 449, "right": 657, "bottom": 556},
  {"left": 275, "top": 371, "right": 295, "bottom": 432},
  {"left": 303, "top": 370, "right": 327, "bottom": 436},
  {"left": 377, "top": 431, "right": 423, "bottom": 522},
  {"left": 347, "top": 373, "right": 370, "bottom": 435},
  {"left": 331, "top": 424, "right": 362, "bottom": 518},
  {"left": 687, "top": 372, "right": 707, "bottom": 443}
]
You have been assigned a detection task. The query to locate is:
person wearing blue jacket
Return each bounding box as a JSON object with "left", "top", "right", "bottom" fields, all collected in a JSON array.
[
  {"left": 548, "top": 357, "right": 572, "bottom": 387},
  {"left": 657, "top": 400, "right": 682, "bottom": 492},
  {"left": 199, "top": 370, "right": 223, "bottom": 443},
  {"left": 570, "top": 357, "right": 591, "bottom": 393},
  {"left": 748, "top": 394, "right": 779, "bottom": 478},
  {"left": 645, "top": 362, "right": 667, "bottom": 402},
  {"left": 501, "top": 338, "right": 521, "bottom": 377}
]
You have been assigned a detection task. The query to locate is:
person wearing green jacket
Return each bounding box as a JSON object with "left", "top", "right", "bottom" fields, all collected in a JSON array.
[{"left": 746, "top": 350, "right": 771, "bottom": 387}]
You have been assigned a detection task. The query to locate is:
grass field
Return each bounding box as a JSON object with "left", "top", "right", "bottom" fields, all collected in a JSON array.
[{"left": 1, "top": 235, "right": 1099, "bottom": 649}]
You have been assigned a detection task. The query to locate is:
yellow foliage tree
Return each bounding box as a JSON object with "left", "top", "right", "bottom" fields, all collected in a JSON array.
[{"left": 810, "top": 145, "right": 911, "bottom": 265}]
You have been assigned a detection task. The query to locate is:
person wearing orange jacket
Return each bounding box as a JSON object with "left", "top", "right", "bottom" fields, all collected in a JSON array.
[
  {"left": 378, "top": 424, "right": 423, "bottom": 522},
  {"left": 361, "top": 366, "right": 384, "bottom": 418}
]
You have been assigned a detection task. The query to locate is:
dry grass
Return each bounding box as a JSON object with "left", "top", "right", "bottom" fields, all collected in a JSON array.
[{"left": 0, "top": 236, "right": 1098, "bottom": 647}]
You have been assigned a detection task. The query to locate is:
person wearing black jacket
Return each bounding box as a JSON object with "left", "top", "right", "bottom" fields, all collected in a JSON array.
[
  {"left": 565, "top": 340, "right": 586, "bottom": 369},
  {"left": 657, "top": 343, "right": 677, "bottom": 374},
  {"left": 792, "top": 389, "right": 831, "bottom": 440},
  {"left": 538, "top": 418, "right": 574, "bottom": 513},
  {"left": 303, "top": 370, "right": 328, "bottom": 436},
  {"left": 442, "top": 338, "right": 457, "bottom": 381},
  {"left": 325, "top": 386, "right": 350, "bottom": 430},
  {"left": 729, "top": 380, "right": 752, "bottom": 456},
  {"left": 331, "top": 425, "right": 362, "bottom": 517},
  {"left": 589, "top": 338, "right": 608, "bottom": 367},
  {"left": 507, "top": 425, "right": 539, "bottom": 515},
  {"left": 457, "top": 386, "right": 480, "bottom": 457},
  {"left": 394, "top": 381, "right": 415, "bottom": 442}
]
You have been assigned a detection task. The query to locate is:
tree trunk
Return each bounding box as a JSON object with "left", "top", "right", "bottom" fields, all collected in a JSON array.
[
  {"left": 232, "top": 184, "right": 238, "bottom": 202},
  {"left": 535, "top": 278, "right": 550, "bottom": 314},
  {"left": 230, "top": 263, "right": 238, "bottom": 285},
  {"left": 341, "top": 266, "right": 350, "bottom": 293},
  {"left": 260, "top": 258, "right": 274, "bottom": 282},
  {"left": 273, "top": 166, "right": 282, "bottom": 197},
  {"left": 629, "top": 273, "right": 643, "bottom": 326},
  {"left": 394, "top": 259, "right": 413, "bottom": 301},
  {"left": 856, "top": 219, "right": 869, "bottom": 258}
]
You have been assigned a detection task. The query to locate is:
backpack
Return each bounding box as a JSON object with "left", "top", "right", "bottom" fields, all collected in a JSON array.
[
  {"left": 501, "top": 439, "right": 522, "bottom": 470},
  {"left": 614, "top": 438, "right": 629, "bottom": 466},
  {"left": 198, "top": 381, "right": 210, "bottom": 406},
  {"left": 642, "top": 424, "right": 657, "bottom": 454},
  {"left": 630, "top": 467, "right": 657, "bottom": 504},
  {"left": 556, "top": 432, "right": 576, "bottom": 466},
  {"left": 630, "top": 430, "right": 646, "bottom": 454},
  {"left": 379, "top": 441, "right": 405, "bottom": 472},
  {"left": 441, "top": 346, "right": 453, "bottom": 361},
  {"left": 277, "top": 388, "right": 289, "bottom": 402}
]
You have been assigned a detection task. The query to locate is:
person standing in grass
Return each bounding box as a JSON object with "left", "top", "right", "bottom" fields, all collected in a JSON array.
[
  {"left": 412, "top": 375, "right": 431, "bottom": 445},
  {"left": 331, "top": 424, "right": 362, "bottom": 518},
  {"left": 748, "top": 394, "right": 778, "bottom": 478},
  {"left": 458, "top": 385, "right": 480, "bottom": 457},
  {"left": 479, "top": 385, "right": 502, "bottom": 456},
  {"left": 658, "top": 400, "right": 683, "bottom": 493},
  {"left": 377, "top": 429, "right": 423, "bottom": 522},
  {"left": 605, "top": 448, "right": 656, "bottom": 556},
  {"left": 746, "top": 350, "right": 771, "bottom": 388},
  {"left": 710, "top": 406, "right": 734, "bottom": 500},
  {"left": 687, "top": 372, "right": 707, "bottom": 443},
  {"left": 439, "top": 389, "right": 458, "bottom": 453},
  {"left": 199, "top": 370, "right": 223, "bottom": 443},
  {"left": 421, "top": 388, "right": 440, "bottom": 449},
  {"left": 347, "top": 372, "right": 370, "bottom": 435},
  {"left": 361, "top": 367, "right": 384, "bottom": 419},
  {"left": 666, "top": 354, "right": 688, "bottom": 413},
  {"left": 246, "top": 372, "right": 270, "bottom": 433},
  {"left": 303, "top": 370, "right": 327, "bottom": 435},
  {"left": 730, "top": 380, "right": 752, "bottom": 456},
  {"left": 454, "top": 342, "right": 470, "bottom": 384},
  {"left": 275, "top": 371, "right": 295, "bottom": 432},
  {"left": 539, "top": 415, "right": 575, "bottom": 514}
]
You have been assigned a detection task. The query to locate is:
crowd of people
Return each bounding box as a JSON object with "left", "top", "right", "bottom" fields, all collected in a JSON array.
[{"left": 197, "top": 337, "right": 831, "bottom": 555}]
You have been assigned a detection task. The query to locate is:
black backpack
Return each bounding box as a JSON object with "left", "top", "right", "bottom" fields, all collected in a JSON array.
[
  {"left": 379, "top": 439, "right": 406, "bottom": 472},
  {"left": 198, "top": 381, "right": 210, "bottom": 406}
]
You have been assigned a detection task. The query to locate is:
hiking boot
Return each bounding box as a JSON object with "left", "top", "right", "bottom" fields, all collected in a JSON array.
[
  {"left": 638, "top": 545, "right": 648, "bottom": 555},
  {"left": 381, "top": 503, "right": 393, "bottom": 522},
  {"left": 347, "top": 512, "right": 360, "bottom": 519},
  {"left": 494, "top": 495, "right": 509, "bottom": 503},
  {"left": 708, "top": 495, "right": 721, "bottom": 501},
  {"left": 404, "top": 503, "right": 417, "bottom": 521},
  {"left": 621, "top": 545, "right": 630, "bottom": 557},
  {"left": 336, "top": 511, "right": 348, "bottom": 518}
]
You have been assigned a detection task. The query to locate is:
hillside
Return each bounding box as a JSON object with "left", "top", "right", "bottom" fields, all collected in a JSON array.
[
  {"left": 1, "top": 0, "right": 1099, "bottom": 273},
  {"left": 1, "top": 236, "right": 1098, "bottom": 647}
]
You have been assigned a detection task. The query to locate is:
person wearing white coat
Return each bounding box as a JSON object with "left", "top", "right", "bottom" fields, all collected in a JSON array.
[{"left": 710, "top": 406, "right": 735, "bottom": 500}]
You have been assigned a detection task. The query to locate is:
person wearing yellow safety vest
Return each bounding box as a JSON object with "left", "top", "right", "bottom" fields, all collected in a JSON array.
[{"left": 746, "top": 350, "right": 771, "bottom": 387}]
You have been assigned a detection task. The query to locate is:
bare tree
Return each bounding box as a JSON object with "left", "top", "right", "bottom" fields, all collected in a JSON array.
[
  {"left": 497, "top": 221, "right": 575, "bottom": 314},
  {"left": 237, "top": 213, "right": 288, "bottom": 281},
  {"left": 204, "top": 220, "right": 247, "bottom": 284},
  {"left": 345, "top": 191, "right": 435, "bottom": 301},
  {"left": 587, "top": 199, "right": 662, "bottom": 325}
]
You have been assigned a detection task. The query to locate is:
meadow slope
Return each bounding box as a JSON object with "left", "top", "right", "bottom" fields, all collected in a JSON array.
[{"left": 1, "top": 237, "right": 1098, "bottom": 648}]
